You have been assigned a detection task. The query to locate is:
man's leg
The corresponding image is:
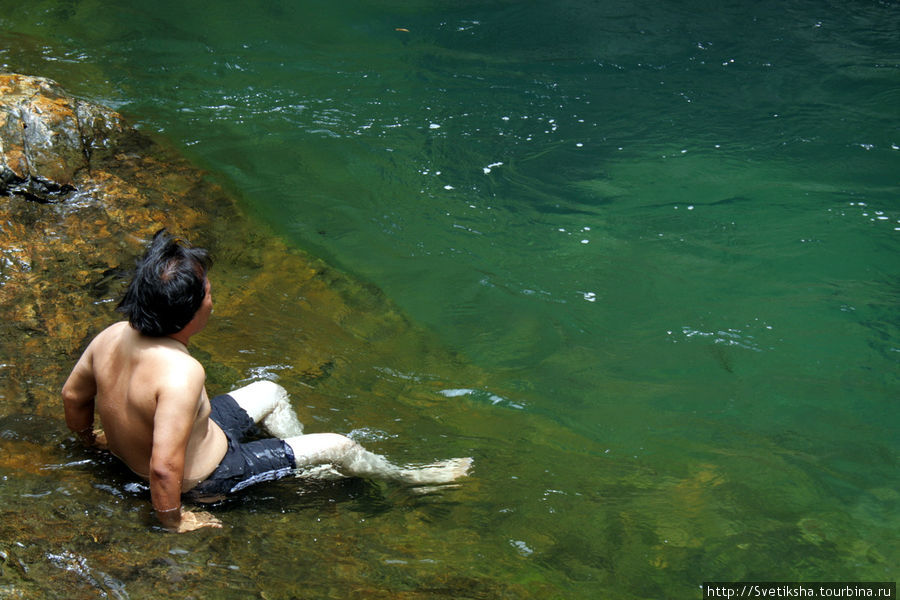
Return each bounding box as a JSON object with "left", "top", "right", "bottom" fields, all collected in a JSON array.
[
  {"left": 284, "top": 433, "right": 472, "bottom": 485},
  {"left": 228, "top": 380, "right": 304, "bottom": 439}
]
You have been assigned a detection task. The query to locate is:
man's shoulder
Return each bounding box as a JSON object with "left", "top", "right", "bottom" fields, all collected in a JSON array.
[
  {"left": 131, "top": 340, "right": 205, "bottom": 406},
  {"left": 89, "top": 321, "right": 139, "bottom": 351},
  {"left": 141, "top": 337, "right": 203, "bottom": 368},
  {"left": 81, "top": 321, "right": 130, "bottom": 362},
  {"left": 159, "top": 349, "right": 205, "bottom": 377},
  {"left": 91, "top": 321, "right": 129, "bottom": 341},
  {"left": 149, "top": 342, "right": 205, "bottom": 386}
]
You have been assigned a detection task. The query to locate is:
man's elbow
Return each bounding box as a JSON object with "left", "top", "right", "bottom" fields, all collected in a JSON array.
[
  {"left": 62, "top": 383, "right": 91, "bottom": 408},
  {"left": 63, "top": 389, "right": 94, "bottom": 433},
  {"left": 149, "top": 460, "right": 183, "bottom": 486}
]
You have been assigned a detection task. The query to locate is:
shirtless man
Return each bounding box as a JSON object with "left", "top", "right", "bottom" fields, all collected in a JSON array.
[{"left": 62, "top": 230, "right": 472, "bottom": 533}]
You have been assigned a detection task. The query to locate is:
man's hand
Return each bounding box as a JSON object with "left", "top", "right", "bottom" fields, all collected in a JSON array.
[
  {"left": 75, "top": 427, "right": 108, "bottom": 450},
  {"left": 172, "top": 510, "right": 223, "bottom": 533},
  {"left": 91, "top": 428, "right": 108, "bottom": 450}
]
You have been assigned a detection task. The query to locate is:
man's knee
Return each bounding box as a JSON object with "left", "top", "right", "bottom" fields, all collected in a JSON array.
[
  {"left": 236, "top": 380, "right": 286, "bottom": 399},
  {"left": 229, "top": 380, "right": 290, "bottom": 421},
  {"left": 230, "top": 380, "right": 287, "bottom": 405}
]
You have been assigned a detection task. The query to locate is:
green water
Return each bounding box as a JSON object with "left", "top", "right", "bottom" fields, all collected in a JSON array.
[{"left": 2, "top": 0, "right": 898, "bottom": 597}]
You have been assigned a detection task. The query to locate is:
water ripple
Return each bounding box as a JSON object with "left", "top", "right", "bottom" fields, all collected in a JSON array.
[{"left": 46, "top": 551, "right": 129, "bottom": 600}]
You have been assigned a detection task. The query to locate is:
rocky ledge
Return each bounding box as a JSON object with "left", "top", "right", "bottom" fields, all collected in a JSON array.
[{"left": 0, "top": 73, "right": 134, "bottom": 203}]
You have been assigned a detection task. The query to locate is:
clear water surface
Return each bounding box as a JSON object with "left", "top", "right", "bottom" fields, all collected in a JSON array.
[{"left": 1, "top": 0, "right": 898, "bottom": 598}]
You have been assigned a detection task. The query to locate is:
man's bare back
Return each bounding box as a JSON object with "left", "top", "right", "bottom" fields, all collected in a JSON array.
[{"left": 71, "top": 321, "right": 227, "bottom": 487}]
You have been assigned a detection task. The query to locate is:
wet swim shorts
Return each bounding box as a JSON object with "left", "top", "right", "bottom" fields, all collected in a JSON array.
[{"left": 186, "top": 394, "right": 296, "bottom": 499}]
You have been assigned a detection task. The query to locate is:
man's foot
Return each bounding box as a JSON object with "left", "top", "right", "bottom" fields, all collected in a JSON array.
[{"left": 399, "top": 457, "right": 473, "bottom": 485}]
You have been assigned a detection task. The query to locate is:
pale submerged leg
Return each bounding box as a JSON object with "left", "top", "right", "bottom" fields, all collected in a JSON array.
[
  {"left": 230, "top": 381, "right": 471, "bottom": 484},
  {"left": 285, "top": 433, "right": 472, "bottom": 485},
  {"left": 229, "top": 380, "right": 305, "bottom": 438}
]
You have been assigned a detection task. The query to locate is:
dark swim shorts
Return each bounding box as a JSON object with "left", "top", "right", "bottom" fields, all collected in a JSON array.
[{"left": 186, "top": 394, "right": 296, "bottom": 500}]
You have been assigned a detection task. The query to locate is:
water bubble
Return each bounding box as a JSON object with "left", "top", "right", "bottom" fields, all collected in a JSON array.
[{"left": 510, "top": 540, "right": 534, "bottom": 556}]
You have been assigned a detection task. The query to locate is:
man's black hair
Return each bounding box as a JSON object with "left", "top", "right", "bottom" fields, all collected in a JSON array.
[{"left": 116, "top": 229, "right": 212, "bottom": 337}]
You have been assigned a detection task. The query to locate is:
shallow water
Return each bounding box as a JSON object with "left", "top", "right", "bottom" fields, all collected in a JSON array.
[{"left": 2, "top": 0, "right": 898, "bottom": 597}]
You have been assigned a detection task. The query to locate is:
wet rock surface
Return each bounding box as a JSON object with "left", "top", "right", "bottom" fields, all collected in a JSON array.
[{"left": 0, "top": 73, "right": 134, "bottom": 203}]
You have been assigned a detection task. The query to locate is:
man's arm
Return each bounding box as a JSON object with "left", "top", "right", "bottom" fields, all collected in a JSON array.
[
  {"left": 62, "top": 345, "right": 100, "bottom": 446},
  {"left": 149, "top": 364, "right": 221, "bottom": 533}
]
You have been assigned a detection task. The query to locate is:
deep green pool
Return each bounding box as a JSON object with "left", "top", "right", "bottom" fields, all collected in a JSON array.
[{"left": 2, "top": 0, "right": 898, "bottom": 597}]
